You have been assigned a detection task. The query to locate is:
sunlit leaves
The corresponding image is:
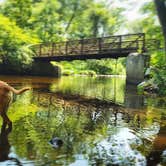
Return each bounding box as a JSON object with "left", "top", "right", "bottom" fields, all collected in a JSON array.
[
  {"left": 31, "top": 0, "right": 64, "bottom": 42},
  {"left": 0, "top": 14, "right": 39, "bottom": 71},
  {"left": 0, "top": 0, "right": 33, "bottom": 28}
]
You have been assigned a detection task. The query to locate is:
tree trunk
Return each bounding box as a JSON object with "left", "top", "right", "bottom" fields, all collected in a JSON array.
[
  {"left": 154, "top": 0, "right": 166, "bottom": 57},
  {"left": 65, "top": 3, "right": 78, "bottom": 32}
]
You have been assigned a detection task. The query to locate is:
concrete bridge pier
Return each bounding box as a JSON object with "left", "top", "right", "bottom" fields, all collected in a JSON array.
[
  {"left": 31, "top": 60, "right": 61, "bottom": 77},
  {"left": 126, "top": 53, "right": 145, "bottom": 85}
]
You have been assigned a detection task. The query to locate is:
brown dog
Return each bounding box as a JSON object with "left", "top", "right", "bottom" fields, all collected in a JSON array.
[{"left": 0, "top": 80, "right": 30, "bottom": 125}]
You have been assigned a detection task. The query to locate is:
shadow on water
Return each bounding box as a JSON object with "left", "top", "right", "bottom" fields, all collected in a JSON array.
[{"left": 0, "top": 75, "right": 166, "bottom": 165}]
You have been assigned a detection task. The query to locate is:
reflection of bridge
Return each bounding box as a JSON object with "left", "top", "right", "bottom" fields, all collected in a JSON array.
[
  {"left": 33, "top": 91, "right": 120, "bottom": 108},
  {"left": 33, "top": 33, "right": 146, "bottom": 61},
  {"left": 32, "top": 91, "right": 143, "bottom": 127}
]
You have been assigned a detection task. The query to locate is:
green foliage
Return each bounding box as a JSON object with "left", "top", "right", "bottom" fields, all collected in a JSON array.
[
  {"left": 7, "top": 46, "right": 34, "bottom": 71},
  {"left": 78, "top": 1, "right": 123, "bottom": 37},
  {"left": 149, "top": 40, "right": 166, "bottom": 93},
  {"left": 30, "top": 0, "right": 64, "bottom": 42},
  {"left": 0, "top": 15, "right": 37, "bottom": 46},
  {"left": 0, "top": 0, "right": 124, "bottom": 41},
  {"left": 0, "top": 0, "right": 33, "bottom": 28},
  {"left": 78, "top": 70, "right": 96, "bottom": 76},
  {"left": 62, "top": 69, "right": 75, "bottom": 76},
  {"left": 132, "top": 1, "right": 166, "bottom": 95},
  {"left": 151, "top": 66, "right": 166, "bottom": 95},
  {"left": 0, "top": 14, "right": 39, "bottom": 71},
  {"left": 59, "top": 59, "right": 125, "bottom": 76}
]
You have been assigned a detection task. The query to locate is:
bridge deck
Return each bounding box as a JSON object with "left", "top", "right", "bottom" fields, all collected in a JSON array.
[{"left": 33, "top": 33, "right": 146, "bottom": 61}]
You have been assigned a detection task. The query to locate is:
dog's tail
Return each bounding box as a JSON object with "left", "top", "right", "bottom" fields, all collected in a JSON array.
[
  {"left": 9, "top": 87, "right": 31, "bottom": 94},
  {"left": 0, "top": 81, "right": 31, "bottom": 95},
  {"left": 3, "top": 83, "right": 31, "bottom": 94}
]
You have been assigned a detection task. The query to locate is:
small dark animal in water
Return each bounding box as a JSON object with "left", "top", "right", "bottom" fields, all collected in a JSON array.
[
  {"left": 49, "top": 137, "right": 63, "bottom": 148},
  {"left": 0, "top": 80, "right": 30, "bottom": 125}
]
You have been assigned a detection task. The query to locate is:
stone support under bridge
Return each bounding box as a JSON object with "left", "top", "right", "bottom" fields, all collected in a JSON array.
[
  {"left": 126, "top": 53, "right": 145, "bottom": 85},
  {"left": 0, "top": 61, "right": 61, "bottom": 77},
  {"left": 30, "top": 61, "right": 61, "bottom": 77}
]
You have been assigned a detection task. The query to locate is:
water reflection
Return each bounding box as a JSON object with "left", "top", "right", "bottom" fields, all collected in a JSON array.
[
  {"left": 50, "top": 76, "right": 126, "bottom": 104},
  {"left": 0, "top": 75, "right": 165, "bottom": 165},
  {"left": 125, "top": 84, "right": 144, "bottom": 109},
  {"left": 9, "top": 92, "right": 161, "bottom": 165}
]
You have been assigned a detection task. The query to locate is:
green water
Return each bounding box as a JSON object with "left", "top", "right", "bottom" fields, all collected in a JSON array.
[{"left": 0, "top": 75, "right": 166, "bottom": 166}]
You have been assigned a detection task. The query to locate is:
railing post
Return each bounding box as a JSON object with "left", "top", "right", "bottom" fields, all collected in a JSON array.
[
  {"left": 136, "top": 40, "right": 139, "bottom": 51},
  {"left": 119, "top": 35, "right": 122, "bottom": 51},
  {"left": 65, "top": 41, "right": 68, "bottom": 55},
  {"left": 142, "top": 33, "right": 146, "bottom": 52},
  {"left": 51, "top": 43, "right": 54, "bottom": 56},
  {"left": 80, "top": 39, "right": 84, "bottom": 55},
  {"left": 98, "top": 38, "right": 102, "bottom": 53},
  {"left": 39, "top": 44, "right": 42, "bottom": 56}
]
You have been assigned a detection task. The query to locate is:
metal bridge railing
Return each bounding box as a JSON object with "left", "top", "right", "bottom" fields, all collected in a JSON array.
[{"left": 32, "top": 33, "right": 146, "bottom": 58}]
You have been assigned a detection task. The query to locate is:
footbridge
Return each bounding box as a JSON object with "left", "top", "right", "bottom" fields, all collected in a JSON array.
[
  {"left": 30, "top": 33, "right": 161, "bottom": 84},
  {"left": 33, "top": 33, "right": 146, "bottom": 61}
]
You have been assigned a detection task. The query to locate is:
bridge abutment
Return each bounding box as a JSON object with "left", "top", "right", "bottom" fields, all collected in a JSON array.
[
  {"left": 126, "top": 53, "right": 145, "bottom": 85},
  {"left": 30, "top": 61, "right": 61, "bottom": 77}
]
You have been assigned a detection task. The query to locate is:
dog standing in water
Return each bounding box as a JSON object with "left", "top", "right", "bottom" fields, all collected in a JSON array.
[
  {"left": 0, "top": 80, "right": 30, "bottom": 163},
  {"left": 0, "top": 80, "right": 30, "bottom": 125}
]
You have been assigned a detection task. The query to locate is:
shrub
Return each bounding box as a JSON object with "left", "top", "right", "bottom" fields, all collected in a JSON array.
[{"left": 0, "top": 14, "right": 39, "bottom": 72}]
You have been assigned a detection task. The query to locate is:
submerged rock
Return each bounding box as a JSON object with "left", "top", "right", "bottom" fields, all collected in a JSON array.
[
  {"left": 161, "top": 150, "right": 166, "bottom": 163},
  {"left": 49, "top": 137, "right": 63, "bottom": 148}
]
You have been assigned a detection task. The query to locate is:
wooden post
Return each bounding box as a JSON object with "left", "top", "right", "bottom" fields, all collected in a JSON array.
[
  {"left": 98, "top": 38, "right": 102, "bottom": 53},
  {"left": 142, "top": 33, "right": 146, "bottom": 52},
  {"left": 119, "top": 35, "right": 122, "bottom": 51},
  {"left": 51, "top": 43, "right": 54, "bottom": 56},
  {"left": 65, "top": 42, "right": 68, "bottom": 55},
  {"left": 80, "top": 39, "right": 84, "bottom": 55},
  {"left": 39, "top": 45, "right": 42, "bottom": 56}
]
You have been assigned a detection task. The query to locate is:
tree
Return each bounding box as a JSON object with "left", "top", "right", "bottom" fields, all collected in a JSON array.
[
  {"left": 0, "top": 14, "right": 39, "bottom": 72},
  {"left": 0, "top": 0, "right": 33, "bottom": 28},
  {"left": 135, "top": 1, "right": 166, "bottom": 95},
  {"left": 154, "top": 0, "right": 166, "bottom": 56},
  {"left": 30, "top": 0, "right": 64, "bottom": 42},
  {"left": 57, "top": 0, "right": 124, "bottom": 38}
]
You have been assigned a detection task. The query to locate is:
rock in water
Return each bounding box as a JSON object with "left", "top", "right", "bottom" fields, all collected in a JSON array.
[{"left": 49, "top": 137, "right": 63, "bottom": 148}]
